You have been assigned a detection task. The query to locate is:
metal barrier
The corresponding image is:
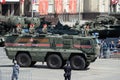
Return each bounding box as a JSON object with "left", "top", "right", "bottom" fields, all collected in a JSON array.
[{"left": 0, "top": 69, "right": 32, "bottom": 80}]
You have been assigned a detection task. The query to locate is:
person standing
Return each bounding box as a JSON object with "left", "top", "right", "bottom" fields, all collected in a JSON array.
[
  {"left": 11, "top": 60, "right": 20, "bottom": 80},
  {"left": 64, "top": 61, "right": 72, "bottom": 80},
  {"left": 102, "top": 41, "right": 108, "bottom": 58},
  {"left": 109, "top": 41, "right": 116, "bottom": 55},
  {"left": 42, "top": 24, "right": 48, "bottom": 33},
  {"left": 29, "top": 24, "right": 35, "bottom": 34},
  {"left": 116, "top": 39, "right": 120, "bottom": 48},
  {"left": 109, "top": 41, "right": 116, "bottom": 51}
]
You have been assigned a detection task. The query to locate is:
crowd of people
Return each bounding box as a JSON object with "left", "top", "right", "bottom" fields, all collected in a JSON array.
[{"left": 99, "top": 39, "right": 120, "bottom": 58}]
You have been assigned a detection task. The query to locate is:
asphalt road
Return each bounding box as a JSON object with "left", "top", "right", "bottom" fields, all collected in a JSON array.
[{"left": 0, "top": 47, "right": 120, "bottom": 80}]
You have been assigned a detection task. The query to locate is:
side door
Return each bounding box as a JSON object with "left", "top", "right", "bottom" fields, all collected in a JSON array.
[
  {"left": 74, "top": 38, "right": 93, "bottom": 53},
  {"left": 16, "top": 35, "right": 32, "bottom": 49},
  {"left": 32, "top": 36, "right": 50, "bottom": 48},
  {"left": 50, "top": 37, "right": 63, "bottom": 49},
  {"left": 62, "top": 36, "right": 73, "bottom": 49},
  {"left": 31, "top": 35, "right": 50, "bottom": 61},
  {"left": 79, "top": 38, "right": 93, "bottom": 53}
]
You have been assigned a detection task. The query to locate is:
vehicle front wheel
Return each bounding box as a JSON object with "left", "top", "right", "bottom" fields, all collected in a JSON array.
[
  {"left": 16, "top": 53, "right": 31, "bottom": 67},
  {"left": 70, "top": 56, "right": 85, "bottom": 70},
  {"left": 46, "top": 54, "right": 62, "bottom": 69}
]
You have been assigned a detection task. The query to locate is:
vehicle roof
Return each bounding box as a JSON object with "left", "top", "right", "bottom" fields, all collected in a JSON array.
[{"left": 5, "top": 33, "right": 96, "bottom": 39}]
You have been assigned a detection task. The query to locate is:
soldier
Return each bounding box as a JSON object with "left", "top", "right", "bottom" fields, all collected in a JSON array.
[
  {"left": 29, "top": 24, "right": 35, "bottom": 34},
  {"left": 74, "top": 21, "right": 80, "bottom": 30},
  {"left": 109, "top": 41, "right": 116, "bottom": 55},
  {"left": 84, "top": 23, "right": 90, "bottom": 36},
  {"left": 42, "top": 24, "right": 48, "bottom": 33},
  {"left": 64, "top": 61, "right": 72, "bottom": 80},
  {"left": 11, "top": 60, "right": 20, "bottom": 80},
  {"left": 102, "top": 41, "right": 108, "bottom": 58},
  {"left": 16, "top": 24, "right": 22, "bottom": 34},
  {"left": 116, "top": 39, "right": 120, "bottom": 48}
]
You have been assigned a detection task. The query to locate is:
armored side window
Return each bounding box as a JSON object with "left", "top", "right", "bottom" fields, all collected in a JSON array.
[
  {"left": 63, "top": 39, "right": 72, "bottom": 49},
  {"left": 49, "top": 38, "right": 56, "bottom": 48},
  {"left": 17, "top": 38, "right": 30, "bottom": 43},
  {"left": 16, "top": 36, "right": 31, "bottom": 43},
  {"left": 5, "top": 36, "right": 18, "bottom": 43},
  {"left": 33, "top": 38, "right": 49, "bottom": 43},
  {"left": 55, "top": 38, "right": 62, "bottom": 44},
  {"left": 80, "top": 39, "right": 91, "bottom": 45},
  {"left": 74, "top": 39, "right": 80, "bottom": 44}
]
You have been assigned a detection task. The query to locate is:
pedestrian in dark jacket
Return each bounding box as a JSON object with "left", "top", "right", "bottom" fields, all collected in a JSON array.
[
  {"left": 64, "top": 61, "right": 72, "bottom": 80},
  {"left": 11, "top": 60, "right": 20, "bottom": 80},
  {"left": 116, "top": 40, "right": 120, "bottom": 48},
  {"left": 109, "top": 41, "right": 116, "bottom": 51},
  {"left": 102, "top": 41, "right": 108, "bottom": 58}
]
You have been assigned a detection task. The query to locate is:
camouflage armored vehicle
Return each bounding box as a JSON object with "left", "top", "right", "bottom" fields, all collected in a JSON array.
[
  {"left": 4, "top": 33, "right": 100, "bottom": 70},
  {"left": 86, "top": 15, "right": 120, "bottom": 39}
]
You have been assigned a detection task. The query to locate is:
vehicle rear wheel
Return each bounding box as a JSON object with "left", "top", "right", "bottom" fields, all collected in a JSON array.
[
  {"left": 16, "top": 53, "right": 31, "bottom": 67},
  {"left": 70, "top": 55, "right": 85, "bottom": 70},
  {"left": 46, "top": 54, "right": 62, "bottom": 69}
]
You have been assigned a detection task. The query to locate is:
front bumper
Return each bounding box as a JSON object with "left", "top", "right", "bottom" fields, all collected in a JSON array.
[{"left": 86, "top": 54, "right": 98, "bottom": 62}]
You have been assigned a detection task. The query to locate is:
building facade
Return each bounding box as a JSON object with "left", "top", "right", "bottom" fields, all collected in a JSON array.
[
  {"left": 0, "top": 0, "right": 119, "bottom": 21},
  {"left": 0, "top": 0, "right": 23, "bottom": 16}
]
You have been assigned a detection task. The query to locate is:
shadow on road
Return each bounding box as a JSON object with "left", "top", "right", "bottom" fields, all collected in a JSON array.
[
  {"left": 32, "top": 64, "right": 49, "bottom": 69},
  {"left": 0, "top": 64, "right": 90, "bottom": 71},
  {"left": 32, "top": 64, "right": 90, "bottom": 71}
]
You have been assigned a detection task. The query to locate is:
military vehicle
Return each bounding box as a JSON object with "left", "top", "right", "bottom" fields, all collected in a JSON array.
[
  {"left": 0, "top": 16, "right": 25, "bottom": 46},
  {"left": 0, "top": 15, "right": 79, "bottom": 35},
  {"left": 37, "top": 21, "right": 80, "bottom": 35},
  {"left": 0, "top": 16, "right": 25, "bottom": 34},
  {"left": 4, "top": 33, "right": 100, "bottom": 70},
  {"left": 0, "top": 16, "right": 42, "bottom": 46},
  {"left": 0, "top": 16, "right": 41, "bottom": 34},
  {"left": 81, "top": 15, "right": 120, "bottom": 39},
  {"left": 0, "top": 15, "right": 77, "bottom": 46},
  {"left": 94, "top": 15, "right": 117, "bottom": 25},
  {"left": 24, "top": 17, "right": 40, "bottom": 28}
]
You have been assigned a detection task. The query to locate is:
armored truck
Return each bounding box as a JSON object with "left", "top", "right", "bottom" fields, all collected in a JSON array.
[{"left": 4, "top": 33, "right": 100, "bottom": 70}]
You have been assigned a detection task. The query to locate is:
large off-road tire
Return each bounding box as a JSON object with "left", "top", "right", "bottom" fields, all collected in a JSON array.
[
  {"left": 16, "top": 53, "right": 31, "bottom": 67},
  {"left": 46, "top": 54, "right": 62, "bottom": 69},
  {"left": 70, "top": 55, "right": 85, "bottom": 70}
]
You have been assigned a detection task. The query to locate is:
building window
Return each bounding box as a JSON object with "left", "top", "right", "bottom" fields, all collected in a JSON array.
[{"left": 49, "top": 0, "right": 54, "bottom": 4}]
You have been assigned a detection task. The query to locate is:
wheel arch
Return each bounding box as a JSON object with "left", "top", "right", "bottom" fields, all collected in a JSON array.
[
  {"left": 15, "top": 51, "right": 32, "bottom": 60},
  {"left": 69, "top": 53, "right": 87, "bottom": 61},
  {"left": 44, "top": 52, "right": 64, "bottom": 62}
]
